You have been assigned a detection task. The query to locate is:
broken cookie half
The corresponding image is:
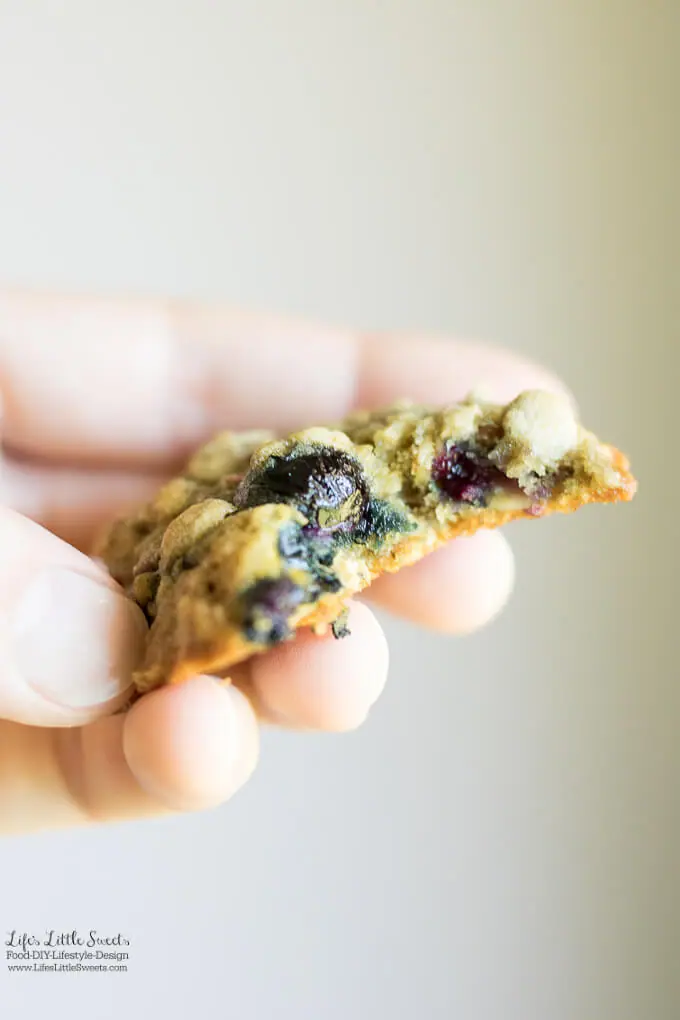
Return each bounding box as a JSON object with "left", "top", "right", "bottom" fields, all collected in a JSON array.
[{"left": 96, "top": 390, "right": 636, "bottom": 692}]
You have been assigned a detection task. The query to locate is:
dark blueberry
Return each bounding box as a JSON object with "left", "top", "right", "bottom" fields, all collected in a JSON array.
[
  {"left": 312, "top": 542, "right": 336, "bottom": 567},
  {"left": 277, "top": 521, "right": 342, "bottom": 595},
  {"left": 235, "top": 447, "right": 369, "bottom": 537},
  {"left": 240, "top": 577, "right": 306, "bottom": 646},
  {"left": 310, "top": 570, "right": 343, "bottom": 595},
  {"left": 360, "top": 498, "right": 416, "bottom": 542},
  {"left": 431, "top": 443, "right": 507, "bottom": 506},
  {"left": 277, "top": 522, "right": 310, "bottom": 568}
]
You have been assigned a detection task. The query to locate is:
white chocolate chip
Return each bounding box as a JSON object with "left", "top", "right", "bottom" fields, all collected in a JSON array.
[{"left": 502, "top": 390, "right": 578, "bottom": 467}]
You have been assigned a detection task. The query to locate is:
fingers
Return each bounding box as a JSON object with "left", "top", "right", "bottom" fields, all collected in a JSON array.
[
  {"left": 0, "top": 289, "right": 570, "bottom": 468},
  {"left": 0, "top": 508, "right": 146, "bottom": 727},
  {"left": 0, "top": 290, "right": 357, "bottom": 466},
  {"left": 0, "top": 457, "right": 168, "bottom": 552},
  {"left": 121, "top": 678, "right": 258, "bottom": 814},
  {"left": 365, "top": 530, "right": 516, "bottom": 633},
  {"left": 0, "top": 678, "right": 259, "bottom": 834},
  {"left": 241, "top": 600, "right": 389, "bottom": 731},
  {"left": 0, "top": 608, "right": 389, "bottom": 834},
  {"left": 358, "top": 332, "right": 574, "bottom": 409}
]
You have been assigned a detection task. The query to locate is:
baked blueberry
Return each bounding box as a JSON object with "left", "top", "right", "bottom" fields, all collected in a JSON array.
[
  {"left": 235, "top": 447, "right": 369, "bottom": 538},
  {"left": 431, "top": 443, "right": 508, "bottom": 507}
]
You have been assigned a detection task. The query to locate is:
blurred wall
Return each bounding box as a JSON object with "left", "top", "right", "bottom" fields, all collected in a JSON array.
[{"left": 0, "top": 3, "right": 676, "bottom": 1018}]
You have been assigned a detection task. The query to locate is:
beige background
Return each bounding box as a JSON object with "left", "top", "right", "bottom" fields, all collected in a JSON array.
[{"left": 0, "top": 3, "right": 677, "bottom": 1018}]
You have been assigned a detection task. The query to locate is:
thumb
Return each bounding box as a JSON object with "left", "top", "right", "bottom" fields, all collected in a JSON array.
[{"left": 0, "top": 508, "right": 147, "bottom": 726}]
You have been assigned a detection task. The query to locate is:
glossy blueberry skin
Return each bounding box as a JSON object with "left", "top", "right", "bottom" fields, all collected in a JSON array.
[
  {"left": 240, "top": 576, "right": 306, "bottom": 645},
  {"left": 234, "top": 447, "right": 369, "bottom": 537}
]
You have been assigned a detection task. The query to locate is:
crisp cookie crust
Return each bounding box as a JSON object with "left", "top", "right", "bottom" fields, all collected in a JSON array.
[{"left": 96, "top": 391, "right": 637, "bottom": 692}]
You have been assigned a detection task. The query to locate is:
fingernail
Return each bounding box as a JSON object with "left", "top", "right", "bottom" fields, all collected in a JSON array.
[{"left": 12, "top": 568, "right": 148, "bottom": 709}]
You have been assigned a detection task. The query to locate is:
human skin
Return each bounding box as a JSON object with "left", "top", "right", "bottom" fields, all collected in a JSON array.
[{"left": 0, "top": 289, "right": 569, "bottom": 835}]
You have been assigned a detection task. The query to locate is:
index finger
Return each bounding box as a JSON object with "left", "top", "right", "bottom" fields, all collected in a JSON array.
[{"left": 0, "top": 289, "right": 569, "bottom": 468}]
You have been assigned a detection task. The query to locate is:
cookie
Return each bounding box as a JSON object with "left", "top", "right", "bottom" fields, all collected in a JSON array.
[{"left": 96, "top": 390, "right": 636, "bottom": 692}]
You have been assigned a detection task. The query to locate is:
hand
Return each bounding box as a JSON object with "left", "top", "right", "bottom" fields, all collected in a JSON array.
[{"left": 0, "top": 289, "right": 567, "bottom": 835}]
